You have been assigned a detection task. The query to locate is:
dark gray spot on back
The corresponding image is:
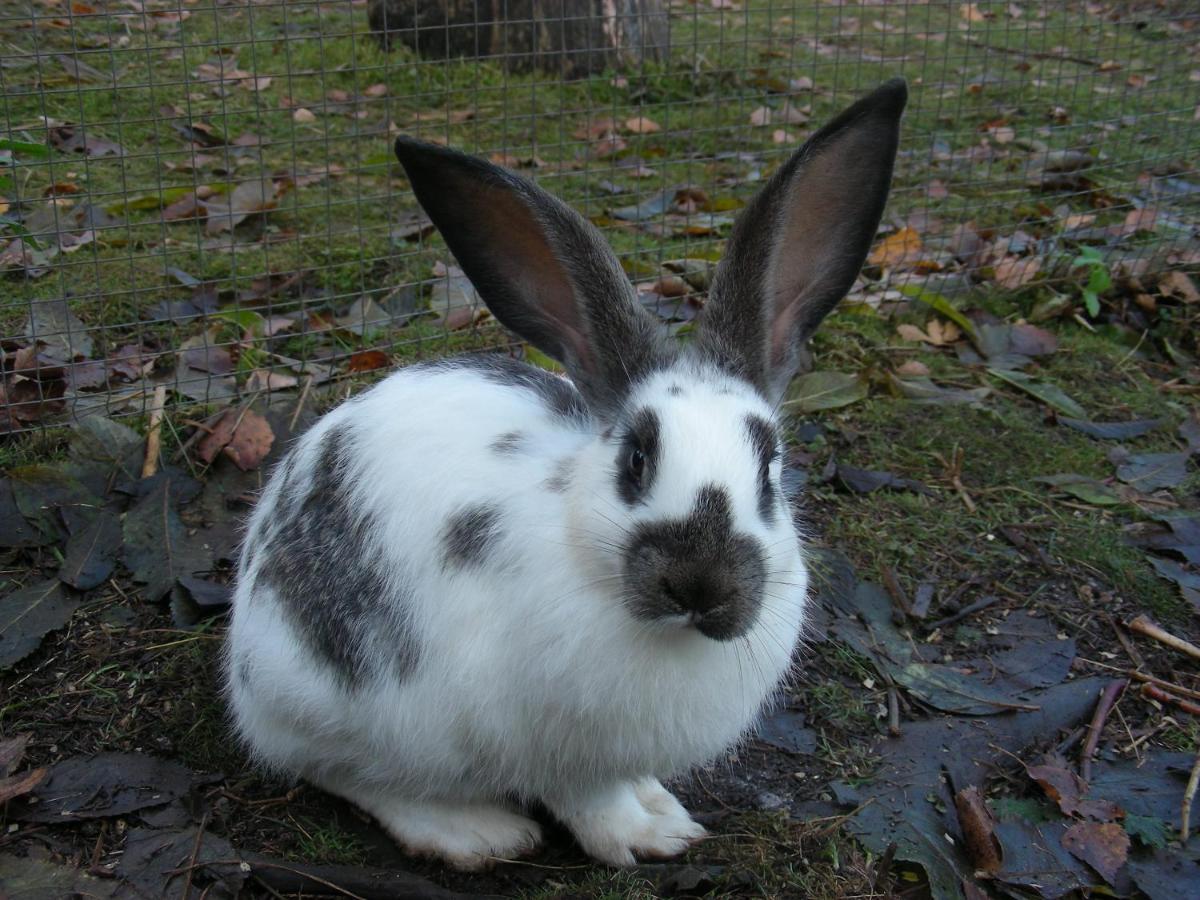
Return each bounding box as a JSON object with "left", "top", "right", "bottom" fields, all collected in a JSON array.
[
  {"left": 443, "top": 503, "right": 503, "bottom": 569},
  {"left": 623, "top": 484, "right": 766, "bottom": 641},
  {"left": 667, "top": 384, "right": 684, "bottom": 397},
  {"left": 420, "top": 355, "right": 591, "bottom": 423},
  {"left": 490, "top": 430, "right": 526, "bottom": 455},
  {"left": 259, "top": 428, "right": 419, "bottom": 688},
  {"left": 544, "top": 457, "right": 574, "bottom": 493}
]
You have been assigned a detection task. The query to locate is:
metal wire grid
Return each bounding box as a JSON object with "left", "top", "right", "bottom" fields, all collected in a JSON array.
[{"left": 0, "top": 0, "right": 1196, "bottom": 434}]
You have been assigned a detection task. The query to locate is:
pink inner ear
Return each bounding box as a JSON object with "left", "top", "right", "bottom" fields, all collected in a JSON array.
[
  {"left": 473, "top": 180, "right": 595, "bottom": 373},
  {"left": 766, "top": 137, "right": 878, "bottom": 369}
]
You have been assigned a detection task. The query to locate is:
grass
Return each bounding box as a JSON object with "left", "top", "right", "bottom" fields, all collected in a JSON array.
[{"left": 2, "top": 2, "right": 1198, "bottom": 897}]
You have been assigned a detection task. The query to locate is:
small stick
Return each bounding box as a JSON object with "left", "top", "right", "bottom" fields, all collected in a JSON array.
[
  {"left": 1141, "top": 683, "right": 1200, "bottom": 717},
  {"left": 929, "top": 594, "right": 999, "bottom": 632},
  {"left": 140, "top": 384, "right": 167, "bottom": 478},
  {"left": 1104, "top": 613, "right": 1145, "bottom": 669},
  {"left": 887, "top": 687, "right": 901, "bottom": 737},
  {"left": 881, "top": 566, "right": 912, "bottom": 621},
  {"left": 1127, "top": 614, "right": 1200, "bottom": 662},
  {"left": 289, "top": 374, "right": 314, "bottom": 431},
  {"left": 180, "top": 812, "right": 209, "bottom": 900},
  {"left": 1080, "top": 679, "right": 1127, "bottom": 781},
  {"left": 1077, "top": 658, "right": 1200, "bottom": 701},
  {"left": 1182, "top": 751, "right": 1200, "bottom": 843}
]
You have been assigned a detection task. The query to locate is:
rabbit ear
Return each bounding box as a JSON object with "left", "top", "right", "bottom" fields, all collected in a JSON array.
[
  {"left": 394, "top": 138, "right": 670, "bottom": 414},
  {"left": 694, "top": 78, "right": 907, "bottom": 402}
]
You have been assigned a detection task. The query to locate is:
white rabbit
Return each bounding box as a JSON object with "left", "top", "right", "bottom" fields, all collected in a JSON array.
[{"left": 225, "top": 79, "right": 906, "bottom": 870}]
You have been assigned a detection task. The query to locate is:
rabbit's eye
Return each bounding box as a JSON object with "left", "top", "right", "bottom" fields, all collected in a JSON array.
[{"left": 628, "top": 447, "right": 646, "bottom": 482}]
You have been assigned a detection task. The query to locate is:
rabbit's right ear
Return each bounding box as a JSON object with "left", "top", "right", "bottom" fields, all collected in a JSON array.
[
  {"left": 694, "top": 79, "right": 907, "bottom": 403},
  {"left": 395, "top": 138, "right": 670, "bottom": 415}
]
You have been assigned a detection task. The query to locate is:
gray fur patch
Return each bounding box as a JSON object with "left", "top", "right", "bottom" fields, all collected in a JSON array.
[
  {"left": 420, "top": 355, "right": 590, "bottom": 423},
  {"left": 544, "top": 457, "right": 574, "bottom": 493},
  {"left": 259, "top": 428, "right": 419, "bottom": 688},
  {"left": 744, "top": 414, "right": 782, "bottom": 526},
  {"left": 490, "top": 430, "right": 526, "bottom": 455},
  {"left": 667, "top": 384, "right": 684, "bottom": 397},
  {"left": 442, "top": 503, "right": 503, "bottom": 569},
  {"left": 236, "top": 655, "right": 252, "bottom": 688}
]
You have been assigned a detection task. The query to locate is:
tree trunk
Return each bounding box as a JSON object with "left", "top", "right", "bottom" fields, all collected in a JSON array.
[{"left": 368, "top": 0, "right": 669, "bottom": 78}]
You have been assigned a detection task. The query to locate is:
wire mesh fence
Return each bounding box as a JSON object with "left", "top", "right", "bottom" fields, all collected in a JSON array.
[{"left": 1, "top": 0, "right": 1197, "bottom": 435}]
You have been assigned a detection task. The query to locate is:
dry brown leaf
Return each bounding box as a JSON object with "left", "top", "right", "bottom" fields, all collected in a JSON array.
[
  {"left": 224, "top": 409, "right": 275, "bottom": 471},
  {"left": 749, "top": 106, "right": 772, "bottom": 127},
  {"left": 292, "top": 107, "right": 316, "bottom": 123},
  {"left": 954, "top": 786, "right": 1002, "bottom": 875},
  {"left": 1062, "top": 821, "right": 1129, "bottom": 884},
  {"left": 363, "top": 83, "right": 388, "bottom": 97},
  {"left": 0, "top": 766, "right": 47, "bottom": 805},
  {"left": 245, "top": 369, "right": 299, "bottom": 392},
  {"left": 196, "top": 410, "right": 239, "bottom": 464},
  {"left": 772, "top": 129, "right": 795, "bottom": 144},
  {"left": 1120, "top": 207, "right": 1157, "bottom": 235},
  {"left": 624, "top": 116, "right": 661, "bottom": 134},
  {"left": 1159, "top": 270, "right": 1199, "bottom": 303},
  {"left": 346, "top": 350, "right": 391, "bottom": 372},
  {"left": 994, "top": 255, "right": 1042, "bottom": 290},
  {"left": 1027, "top": 762, "right": 1123, "bottom": 821},
  {"left": 960, "top": 2, "right": 987, "bottom": 22},
  {"left": 896, "top": 360, "right": 931, "bottom": 377},
  {"left": 868, "top": 226, "right": 923, "bottom": 269}
]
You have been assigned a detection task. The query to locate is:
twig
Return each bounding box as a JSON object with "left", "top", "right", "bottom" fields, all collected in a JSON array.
[
  {"left": 1104, "top": 613, "right": 1145, "bottom": 669},
  {"left": 1080, "top": 679, "right": 1127, "bottom": 781},
  {"left": 887, "top": 686, "right": 901, "bottom": 737},
  {"left": 1076, "top": 658, "right": 1200, "bottom": 701},
  {"left": 871, "top": 841, "right": 897, "bottom": 894},
  {"left": 881, "top": 566, "right": 912, "bottom": 622},
  {"left": 181, "top": 813, "right": 209, "bottom": 900},
  {"left": 1141, "top": 683, "right": 1200, "bottom": 717},
  {"left": 289, "top": 374, "right": 314, "bottom": 431},
  {"left": 1127, "top": 614, "right": 1200, "bottom": 662},
  {"left": 1182, "top": 752, "right": 1200, "bottom": 843},
  {"left": 141, "top": 384, "right": 167, "bottom": 478},
  {"left": 929, "top": 594, "right": 999, "bottom": 632}
]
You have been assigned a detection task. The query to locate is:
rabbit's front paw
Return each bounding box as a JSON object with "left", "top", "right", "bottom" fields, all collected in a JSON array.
[{"left": 553, "top": 778, "right": 706, "bottom": 867}]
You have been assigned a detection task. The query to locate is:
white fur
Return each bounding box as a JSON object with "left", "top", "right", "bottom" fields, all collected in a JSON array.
[{"left": 226, "top": 359, "right": 807, "bottom": 868}]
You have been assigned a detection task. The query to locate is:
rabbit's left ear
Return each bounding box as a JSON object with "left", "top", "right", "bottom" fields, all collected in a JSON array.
[{"left": 694, "top": 79, "right": 907, "bottom": 402}]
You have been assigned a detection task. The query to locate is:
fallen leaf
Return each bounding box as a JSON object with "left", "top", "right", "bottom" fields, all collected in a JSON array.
[
  {"left": 888, "top": 374, "right": 991, "bottom": 406},
  {"left": 1062, "top": 821, "right": 1130, "bottom": 885},
  {"left": 1027, "top": 761, "right": 1125, "bottom": 821},
  {"left": 204, "top": 178, "right": 279, "bottom": 234},
  {"left": 756, "top": 708, "right": 818, "bottom": 755},
  {"left": 1114, "top": 452, "right": 1189, "bottom": 491},
  {"left": 19, "top": 752, "right": 218, "bottom": 822},
  {"left": 1059, "top": 418, "right": 1164, "bottom": 441},
  {"left": 836, "top": 465, "right": 933, "bottom": 496},
  {"left": 897, "top": 319, "right": 961, "bottom": 346},
  {"left": 363, "top": 82, "right": 388, "bottom": 97},
  {"left": 0, "top": 766, "right": 48, "bottom": 806},
  {"left": 179, "top": 332, "right": 233, "bottom": 376},
  {"left": 994, "top": 255, "right": 1042, "bottom": 290},
  {"left": 244, "top": 368, "right": 299, "bottom": 392},
  {"left": 960, "top": 2, "right": 987, "bottom": 22},
  {"left": 59, "top": 509, "right": 122, "bottom": 590},
  {"left": 0, "top": 734, "right": 31, "bottom": 776},
  {"left": 48, "top": 125, "right": 125, "bottom": 157},
  {"left": 177, "top": 575, "right": 232, "bottom": 610},
  {"left": 955, "top": 786, "right": 1002, "bottom": 875},
  {"left": 896, "top": 360, "right": 930, "bottom": 377},
  {"left": 624, "top": 116, "right": 661, "bottom": 134},
  {"left": 1035, "top": 474, "right": 1121, "bottom": 506},
  {"left": 223, "top": 409, "right": 274, "bottom": 471},
  {"left": 122, "top": 478, "right": 211, "bottom": 602},
  {"left": 749, "top": 106, "right": 772, "bottom": 126},
  {"left": 783, "top": 371, "right": 868, "bottom": 413},
  {"left": 1159, "top": 270, "right": 1199, "bottom": 303},
  {"left": 868, "top": 227, "right": 923, "bottom": 269},
  {"left": 24, "top": 298, "right": 93, "bottom": 362},
  {"left": 0, "top": 580, "right": 80, "bottom": 670},
  {"left": 987, "top": 368, "right": 1085, "bottom": 418},
  {"left": 292, "top": 107, "right": 316, "bottom": 123},
  {"left": 347, "top": 350, "right": 390, "bottom": 372}
]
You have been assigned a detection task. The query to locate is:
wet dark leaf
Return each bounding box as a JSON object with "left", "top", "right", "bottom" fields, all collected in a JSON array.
[
  {"left": 995, "top": 818, "right": 1101, "bottom": 898},
  {"left": 1123, "top": 814, "right": 1171, "bottom": 849},
  {"left": 18, "top": 752, "right": 218, "bottom": 823},
  {"left": 1026, "top": 761, "right": 1124, "bottom": 821},
  {"left": 0, "top": 479, "right": 53, "bottom": 548},
  {"left": 9, "top": 464, "right": 101, "bottom": 540},
  {"left": 0, "top": 580, "right": 79, "bottom": 670},
  {"left": 24, "top": 297, "right": 93, "bottom": 361},
  {"left": 836, "top": 464, "right": 934, "bottom": 496},
  {"left": 836, "top": 678, "right": 1105, "bottom": 900},
  {"left": 118, "top": 827, "right": 247, "bottom": 898},
  {"left": 48, "top": 125, "right": 125, "bottom": 157},
  {"left": 0, "top": 734, "right": 30, "bottom": 776},
  {"left": 58, "top": 509, "right": 121, "bottom": 590},
  {"left": 179, "top": 333, "right": 233, "bottom": 376},
  {"left": 0, "top": 851, "right": 117, "bottom": 899},
  {"left": 204, "top": 178, "right": 279, "bottom": 234},
  {"left": 1059, "top": 418, "right": 1164, "bottom": 441},
  {"left": 1035, "top": 474, "right": 1121, "bottom": 506},
  {"left": 1180, "top": 412, "right": 1200, "bottom": 455},
  {"left": 887, "top": 374, "right": 991, "bottom": 406},
  {"left": 1125, "top": 846, "right": 1200, "bottom": 900},
  {"left": 1062, "top": 821, "right": 1129, "bottom": 885},
  {"left": 122, "top": 477, "right": 212, "bottom": 602},
  {"left": 1114, "top": 452, "right": 1189, "bottom": 491},
  {"left": 178, "top": 575, "right": 231, "bottom": 610},
  {"left": 755, "top": 708, "right": 818, "bottom": 755}
]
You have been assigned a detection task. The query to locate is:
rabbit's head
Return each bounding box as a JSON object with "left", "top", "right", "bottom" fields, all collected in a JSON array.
[{"left": 395, "top": 79, "right": 906, "bottom": 642}]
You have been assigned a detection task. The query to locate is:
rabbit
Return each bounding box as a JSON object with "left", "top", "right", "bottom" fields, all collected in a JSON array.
[{"left": 225, "top": 78, "right": 906, "bottom": 870}]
